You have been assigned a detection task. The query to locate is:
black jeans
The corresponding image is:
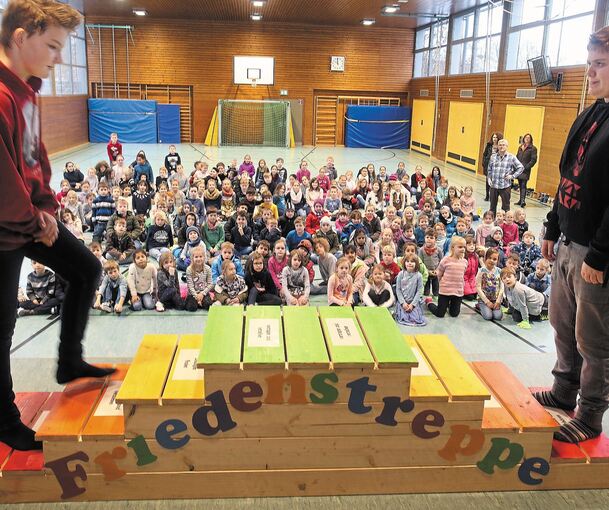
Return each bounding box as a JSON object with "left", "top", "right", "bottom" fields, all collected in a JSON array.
[
  {"left": 489, "top": 186, "right": 511, "bottom": 216},
  {"left": 428, "top": 294, "right": 463, "bottom": 318},
  {"left": 517, "top": 178, "right": 528, "bottom": 204},
  {"left": 424, "top": 275, "right": 439, "bottom": 296},
  {"left": 0, "top": 222, "right": 101, "bottom": 430}
]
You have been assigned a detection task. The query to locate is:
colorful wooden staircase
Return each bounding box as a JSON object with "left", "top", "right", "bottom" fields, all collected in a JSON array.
[{"left": 1, "top": 306, "right": 608, "bottom": 503}]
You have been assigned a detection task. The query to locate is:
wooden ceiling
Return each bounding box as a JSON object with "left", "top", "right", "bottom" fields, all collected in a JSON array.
[{"left": 83, "top": 0, "right": 485, "bottom": 28}]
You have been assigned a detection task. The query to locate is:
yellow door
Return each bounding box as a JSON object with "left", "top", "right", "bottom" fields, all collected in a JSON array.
[
  {"left": 445, "top": 101, "right": 484, "bottom": 172},
  {"left": 410, "top": 99, "right": 435, "bottom": 156},
  {"left": 503, "top": 105, "right": 544, "bottom": 189}
]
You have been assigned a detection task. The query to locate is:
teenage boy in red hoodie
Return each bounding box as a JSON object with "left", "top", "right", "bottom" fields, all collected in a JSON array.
[{"left": 0, "top": 0, "right": 115, "bottom": 451}]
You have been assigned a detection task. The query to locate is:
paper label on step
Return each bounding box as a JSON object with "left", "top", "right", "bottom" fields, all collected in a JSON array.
[
  {"left": 484, "top": 395, "right": 502, "bottom": 409},
  {"left": 545, "top": 407, "right": 572, "bottom": 426},
  {"left": 31, "top": 410, "right": 50, "bottom": 432},
  {"left": 172, "top": 349, "right": 205, "bottom": 381},
  {"left": 94, "top": 380, "right": 123, "bottom": 416},
  {"left": 247, "top": 319, "right": 281, "bottom": 348},
  {"left": 325, "top": 318, "right": 363, "bottom": 346},
  {"left": 410, "top": 347, "right": 432, "bottom": 376}
]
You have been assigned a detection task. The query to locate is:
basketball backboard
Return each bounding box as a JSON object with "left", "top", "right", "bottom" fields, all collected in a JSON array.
[{"left": 234, "top": 56, "right": 274, "bottom": 85}]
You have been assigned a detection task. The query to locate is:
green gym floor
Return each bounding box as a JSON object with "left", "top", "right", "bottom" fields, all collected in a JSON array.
[{"left": 10, "top": 144, "right": 608, "bottom": 509}]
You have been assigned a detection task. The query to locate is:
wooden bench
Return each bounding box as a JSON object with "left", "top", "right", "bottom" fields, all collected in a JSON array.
[{"left": 242, "top": 306, "right": 285, "bottom": 368}]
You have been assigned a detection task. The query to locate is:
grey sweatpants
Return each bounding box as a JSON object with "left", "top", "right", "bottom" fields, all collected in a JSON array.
[{"left": 550, "top": 240, "right": 609, "bottom": 430}]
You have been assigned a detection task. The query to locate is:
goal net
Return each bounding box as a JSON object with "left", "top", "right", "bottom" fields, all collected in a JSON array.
[{"left": 218, "top": 100, "right": 290, "bottom": 147}]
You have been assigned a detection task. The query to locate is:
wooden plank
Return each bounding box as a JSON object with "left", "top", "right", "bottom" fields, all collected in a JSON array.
[
  {"left": 0, "top": 393, "right": 50, "bottom": 471},
  {"left": 355, "top": 307, "right": 418, "bottom": 368},
  {"left": 242, "top": 306, "right": 285, "bottom": 368},
  {"left": 3, "top": 393, "right": 63, "bottom": 474},
  {"left": 45, "top": 430, "right": 551, "bottom": 474},
  {"left": 405, "top": 336, "right": 449, "bottom": 401},
  {"left": 579, "top": 434, "right": 609, "bottom": 464},
  {"left": 81, "top": 364, "right": 130, "bottom": 440},
  {"left": 197, "top": 307, "right": 243, "bottom": 369},
  {"left": 35, "top": 375, "right": 108, "bottom": 442},
  {"left": 202, "top": 367, "right": 410, "bottom": 404},
  {"left": 472, "top": 362, "right": 558, "bottom": 432},
  {"left": 123, "top": 401, "right": 483, "bottom": 439},
  {"left": 317, "top": 306, "right": 374, "bottom": 368},
  {"left": 116, "top": 335, "right": 178, "bottom": 405},
  {"left": 415, "top": 335, "right": 490, "bottom": 402},
  {"left": 283, "top": 307, "right": 330, "bottom": 368},
  {"left": 5, "top": 462, "right": 609, "bottom": 503},
  {"left": 162, "top": 335, "right": 206, "bottom": 404}
]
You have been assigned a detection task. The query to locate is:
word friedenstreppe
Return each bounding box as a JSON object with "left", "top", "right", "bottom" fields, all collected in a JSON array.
[{"left": 45, "top": 373, "right": 551, "bottom": 499}]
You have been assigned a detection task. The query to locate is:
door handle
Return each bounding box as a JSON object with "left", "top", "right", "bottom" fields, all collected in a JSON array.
[
  {"left": 421, "top": 120, "right": 424, "bottom": 126},
  {"left": 461, "top": 126, "right": 465, "bottom": 134}
]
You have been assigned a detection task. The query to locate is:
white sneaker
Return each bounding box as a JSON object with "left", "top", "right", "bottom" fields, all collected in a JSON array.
[
  {"left": 211, "top": 301, "right": 221, "bottom": 307},
  {"left": 155, "top": 301, "right": 165, "bottom": 312},
  {"left": 100, "top": 302, "right": 112, "bottom": 313}
]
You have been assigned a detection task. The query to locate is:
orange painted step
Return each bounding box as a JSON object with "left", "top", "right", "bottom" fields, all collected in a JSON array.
[
  {"left": 35, "top": 369, "right": 114, "bottom": 442},
  {"left": 480, "top": 395, "right": 520, "bottom": 433},
  {"left": 0, "top": 392, "right": 50, "bottom": 471},
  {"left": 2, "top": 393, "right": 62, "bottom": 474},
  {"left": 472, "top": 362, "right": 558, "bottom": 432},
  {"left": 81, "top": 364, "right": 129, "bottom": 440}
]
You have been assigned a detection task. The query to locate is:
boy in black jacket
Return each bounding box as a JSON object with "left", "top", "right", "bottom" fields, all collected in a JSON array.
[{"left": 231, "top": 212, "right": 253, "bottom": 258}]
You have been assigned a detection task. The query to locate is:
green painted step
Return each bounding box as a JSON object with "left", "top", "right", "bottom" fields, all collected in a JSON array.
[
  {"left": 283, "top": 307, "right": 330, "bottom": 368},
  {"left": 317, "top": 306, "right": 374, "bottom": 368},
  {"left": 242, "top": 306, "right": 285, "bottom": 368},
  {"left": 355, "top": 307, "right": 418, "bottom": 368},
  {"left": 197, "top": 306, "right": 243, "bottom": 369}
]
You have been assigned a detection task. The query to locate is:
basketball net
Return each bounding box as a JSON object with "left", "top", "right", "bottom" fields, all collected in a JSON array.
[{"left": 251, "top": 78, "right": 258, "bottom": 88}]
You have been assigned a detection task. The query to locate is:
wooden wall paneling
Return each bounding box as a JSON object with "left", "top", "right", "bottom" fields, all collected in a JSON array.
[
  {"left": 39, "top": 95, "right": 89, "bottom": 155},
  {"left": 409, "top": 66, "right": 589, "bottom": 194},
  {"left": 86, "top": 18, "right": 414, "bottom": 146}
]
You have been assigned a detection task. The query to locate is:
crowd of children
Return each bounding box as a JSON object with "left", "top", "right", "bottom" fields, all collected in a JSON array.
[{"left": 17, "top": 134, "right": 552, "bottom": 331}]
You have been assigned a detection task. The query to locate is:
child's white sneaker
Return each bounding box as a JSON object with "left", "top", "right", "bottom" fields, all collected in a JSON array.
[
  {"left": 155, "top": 301, "right": 165, "bottom": 312},
  {"left": 100, "top": 302, "right": 112, "bottom": 313}
]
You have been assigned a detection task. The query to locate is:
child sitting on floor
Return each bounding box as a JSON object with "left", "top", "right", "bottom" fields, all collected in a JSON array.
[
  {"left": 394, "top": 254, "right": 426, "bottom": 327},
  {"left": 362, "top": 264, "right": 395, "bottom": 308},
  {"left": 327, "top": 256, "right": 354, "bottom": 307},
  {"left": 281, "top": 250, "right": 310, "bottom": 306},
  {"left": 127, "top": 249, "right": 158, "bottom": 311},
  {"left": 214, "top": 260, "right": 248, "bottom": 306},
  {"left": 157, "top": 252, "right": 185, "bottom": 312},
  {"left": 185, "top": 246, "right": 214, "bottom": 311},
  {"left": 94, "top": 260, "right": 128, "bottom": 314},
  {"left": 18, "top": 261, "right": 60, "bottom": 317},
  {"left": 501, "top": 267, "right": 548, "bottom": 329}
]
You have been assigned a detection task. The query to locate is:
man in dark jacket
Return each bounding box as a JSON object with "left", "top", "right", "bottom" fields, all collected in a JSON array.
[{"left": 533, "top": 27, "right": 609, "bottom": 444}]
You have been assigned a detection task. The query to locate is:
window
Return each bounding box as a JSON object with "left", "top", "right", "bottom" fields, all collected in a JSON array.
[
  {"left": 449, "top": 2, "right": 503, "bottom": 75},
  {"left": 51, "top": 31, "right": 88, "bottom": 95},
  {"left": 413, "top": 20, "right": 449, "bottom": 77},
  {"left": 506, "top": 0, "right": 594, "bottom": 70}
]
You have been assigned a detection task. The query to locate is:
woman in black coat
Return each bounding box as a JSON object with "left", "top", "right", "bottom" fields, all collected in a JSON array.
[
  {"left": 515, "top": 133, "right": 538, "bottom": 207},
  {"left": 481, "top": 132, "right": 503, "bottom": 201}
]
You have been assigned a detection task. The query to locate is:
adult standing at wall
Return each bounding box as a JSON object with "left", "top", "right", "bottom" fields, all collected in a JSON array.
[
  {"left": 487, "top": 139, "right": 524, "bottom": 215},
  {"left": 533, "top": 27, "right": 609, "bottom": 444},
  {"left": 515, "top": 133, "right": 538, "bottom": 207},
  {"left": 481, "top": 132, "right": 502, "bottom": 202}
]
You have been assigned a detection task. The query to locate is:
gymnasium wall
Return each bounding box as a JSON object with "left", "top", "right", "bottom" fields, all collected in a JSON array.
[
  {"left": 409, "top": 66, "right": 589, "bottom": 196},
  {"left": 40, "top": 95, "right": 89, "bottom": 154},
  {"left": 84, "top": 17, "right": 414, "bottom": 146}
]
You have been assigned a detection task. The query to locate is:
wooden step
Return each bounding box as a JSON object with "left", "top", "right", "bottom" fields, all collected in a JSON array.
[
  {"left": 80, "top": 364, "right": 130, "bottom": 440},
  {"left": 415, "top": 335, "right": 490, "bottom": 402},
  {"left": 243, "top": 306, "right": 284, "bottom": 368},
  {"left": 318, "top": 306, "right": 374, "bottom": 368},
  {"left": 36, "top": 367, "right": 117, "bottom": 441},
  {"left": 161, "top": 335, "right": 205, "bottom": 405},
  {"left": 283, "top": 307, "right": 329, "bottom": 368},
  {"left": 116, "top": 335, "right": 178, "bottom": 405},
  {"left": 472, "top": 363, "right": 557, "bottom": 432},
  {"left": 197, "top": 307, "right": 243, "bottom": 369},
  {"left": 355, "top": 307, "right": 417, "bottom": 368}
]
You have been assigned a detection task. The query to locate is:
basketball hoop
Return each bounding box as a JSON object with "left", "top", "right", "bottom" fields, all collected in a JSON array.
[{"left": 251, "top": 78, "right": 258, "bottom": 88}]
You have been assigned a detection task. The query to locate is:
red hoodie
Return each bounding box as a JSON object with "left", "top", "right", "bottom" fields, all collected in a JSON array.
[
  {"left": 107, "top": 140, "right": 122, "bottom": 162},
  {"left": 0, "top": 61, "right": 57, "bottom": 250}
]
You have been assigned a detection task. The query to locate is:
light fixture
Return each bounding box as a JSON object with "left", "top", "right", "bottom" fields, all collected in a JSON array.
[
  {"left": 251, "top": 13, "right": 263, "bottom": 21},
  {"left": 382, "top": 5, "right": 399, "bottom": 14},
  {"left": 252, "top": 0, "right": 267, "bottom": 7},
  {"left": 361, "top": 18, "right": 375, "bottom": 26},
  {"left": 132, "top": 8, "right": 147, "bottom": 16}
]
